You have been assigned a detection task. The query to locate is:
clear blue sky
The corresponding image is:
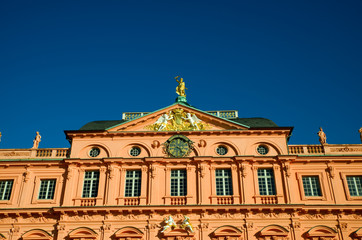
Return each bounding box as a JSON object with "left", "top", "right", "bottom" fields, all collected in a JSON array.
[{"left": 1, "top": 0, "right": 361, "bottom": 149}]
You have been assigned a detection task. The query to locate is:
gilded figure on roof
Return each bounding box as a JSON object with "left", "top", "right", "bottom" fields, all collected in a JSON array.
[{"left": 175, "top": 76, "right": 187, "bottom": 97}]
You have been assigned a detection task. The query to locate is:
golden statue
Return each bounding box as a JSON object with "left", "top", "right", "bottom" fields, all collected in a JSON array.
[{"left": 175, "top": 76, "right": 187, "bottom": 97}]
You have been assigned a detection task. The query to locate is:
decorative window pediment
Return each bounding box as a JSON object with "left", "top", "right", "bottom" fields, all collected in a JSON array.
[
  {"left": 211, "top": 225, "right": 243, "bottom": 240},
  {"left": 161, "top": 228, "right": 195, "bottom": 240},
  {"left": 257, "top": 225, "right": 289, "bottom": 240},
  {"left": 0, "top": 233, "right": 6, "bottom": 240},
  {"left": 305, "top": 225, "right": 337, "bottom": 240},
  {"left": 114, "top": 226, "right": 144, "bottom": 240},
  {"left": 21, "top": 229, "right": 52, "bottom": 240},
  {"left": 68, "top": 227, "right": 97, "bottom": 240},
  {"left": 353, "top": 227, "right": 362, "bottom": 240}
]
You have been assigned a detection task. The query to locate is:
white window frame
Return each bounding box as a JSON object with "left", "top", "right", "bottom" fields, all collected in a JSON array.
[
  {"left": 257, "top": 168, "right": 276, "bottom": 195},
  {"left": 82, "top": 171, "right": 100, "bottom": 198},
  {"left": 124, "top": 170, "right": 141, "bottom": 197},
  {"left": 0, "top": 180, "right": 13, "bottom": 201},
  {"left": 215, "top": 169, "right": 233, "bottom": 196},
  {"left": 170, "top": 169, "right": 187, "bottom": 196}
]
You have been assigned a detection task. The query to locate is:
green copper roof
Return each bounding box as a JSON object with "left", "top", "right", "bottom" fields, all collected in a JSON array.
[{"left": 79, "top": 117, "right": 278, "bottom": 131}]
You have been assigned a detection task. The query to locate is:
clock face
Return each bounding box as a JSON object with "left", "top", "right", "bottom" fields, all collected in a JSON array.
[{"left": 168, "top": 137, "right": 190, "bottom": 157}]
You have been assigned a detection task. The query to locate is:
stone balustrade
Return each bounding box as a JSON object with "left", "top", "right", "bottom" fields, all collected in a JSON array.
[
  {"left": 288, "top": 144, "right": 362, "bottom": 155},
  {"left": 0, "top": 148, "right": 69, "bottom": 159}
]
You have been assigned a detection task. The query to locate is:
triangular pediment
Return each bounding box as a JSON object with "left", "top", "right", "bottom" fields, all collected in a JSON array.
[{"left": 106, "top": 103, "right": 249, "bottom": 132}]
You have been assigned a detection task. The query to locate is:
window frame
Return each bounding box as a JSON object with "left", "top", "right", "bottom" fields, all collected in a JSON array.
[
  {"left": 170, "top": 169, "right": 187, "bottom": 196},
  {"left": 124, "top": 170, "right": 142, "bottom": 197},
  {"left": 0, "top": 179, "right": 14, "bottom": 201},
  {"left": 0, "top": 175, "right": 20, "bottom": 205},
  {"left": 257, "top": 168, "right": 276, "bottom": 196},
  {"left": 82, "top": 170, "right": 100, "bottom": 198},
  {"left": 340, "top": 172, "right": 362, "bottom": 200},
  {"left": 302, "top": 175, "right": 322, "bottom": 197},
  {"left": 32, "top": 174, "right": 61, "bottom": 204},
  {"left": 215, "top": 169, "right": 233, "bottom": 196},
  {"left": 296, "top": 172, "right": 327, "bottom": 201}
]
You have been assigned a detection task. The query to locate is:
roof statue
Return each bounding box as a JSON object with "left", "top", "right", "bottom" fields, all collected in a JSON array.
[
  {"left": 32, "top": 131, "right": 41, "bottom": 149},
  {"left": 317, "top": 127, "right": 327, "bottom": 145},
  {"left": 359, "top": 127, "right": 362, "bottom": 143},
  {"left": 175, "top": 76, "right": 187, "bottom": 97},
  {"left": 0, "top": 132, "right": 1, "bottom": 142}
]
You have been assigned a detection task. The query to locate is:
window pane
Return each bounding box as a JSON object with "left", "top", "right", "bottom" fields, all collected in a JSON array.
[
  {"left": 38, "top": 179, "right": 56, "bottom": 199},
  {"left": 302, "top": 176, "right": 322, "bottom": 196},
  {"left": 215, "top": 169, "right": 233, "bottom": 196},
  {"left": 170, "top": 170, "right": 187, "bottom": 196},
  {"left": 0, "top": 180, "right": 14, "bottom": 200},
  {"left": 347, "top": 176, "right": 362, "bottom": 196},
  {"left": 257, "top": 169, "right": 276, "bottom": 195},
  {"left": 82, "top": 171, "right": 99, "bottom": 198},
  {"left": 125, "top": 170, "right": 141, "bottom": 197}
]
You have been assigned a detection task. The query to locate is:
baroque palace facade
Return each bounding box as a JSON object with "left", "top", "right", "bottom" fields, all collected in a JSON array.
[{"left": 1, "top": 81, "right": 362, "bottom": 240}]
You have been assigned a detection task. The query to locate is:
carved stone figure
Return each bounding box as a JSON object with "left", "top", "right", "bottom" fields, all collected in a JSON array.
[
  {"left": 359, "top": 127, "right": 362, "bottom": 143},
  {"left": 155, "top": 113, "right": 173, "bottom": 131},
  {"left": 181, "top": 216, "right": 194, "bottom": 233},
  {"left": 318, "top": 127, "right": 327, "bottom": 145},
  {"left": 175, "top": 76, "right": 187, "bottom": 97},
  {"left": 182, "top": 113, "right": 201, "bottom": 130},
  {"left": 161, "top": 215, "right": 177, "bottom": 233},
  {"left": 32, "top": 131, "right": 41, "bottom": 149}
]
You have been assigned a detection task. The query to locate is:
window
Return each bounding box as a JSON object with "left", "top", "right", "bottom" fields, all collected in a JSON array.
[
  {"left": 302, "top": 176, "right": 322, "bottom": 196},
  {"left": 38, "top": 179, "right": 56, "bottom": 200},
  {"left": 171, "top": 170, "right": 187, "bottom": 196},
  {"left": 216, "top": 145, "right": 228, "bottom": 155},
  {"left": 82, "top": 171, "right": 99, "bottom": 198},
  {"left": 347, "top": 176, "right": 362, "bottom": 196},
  {"left": 125, "top": 170, "right": 141, "bottom": 197},
  {"left": 258, "top": 169, "right": 276, "bottom": 195},
  {"left": 130, "top": 147, "right": 141, "bottom": 157},
  {"left": 215, "top": 169, "right": 233, "bottom": 195},
  {"left": 89, "top": 147, "right": 100, "bottom": 157},
  {"left": 0, "top": 180, "right": 13, "bottom": 200},
  {"left": 257, "top": 145, "right": 269, "bottom": 155}
]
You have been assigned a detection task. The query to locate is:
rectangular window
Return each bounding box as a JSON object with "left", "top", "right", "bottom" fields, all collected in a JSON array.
[
  {"left": 125, "top": 170, "right": 141, "bottom": 197},
  {"left": 171, "top": 170, "right": 187, "bottom": 196},
  {"left": 38, "top": 179, "right": 56, "bottom": 200},
  {"left": 0, "top": 180, "right": 14, "bottom": 200},
  {"left": 258, "top": 169, "right": 276, "bottom": 195},
  {"left": 302, "top": 176, "right": 322, "bottom": 196},
  {"left": 82, "top": 171, "right": 99, "bottom": 198},
  {"left": 215, "top": 169, "right": 233, "bottom": 195},
  {"left": 347, "top": 176, "right": 362, "bottom": 196}
]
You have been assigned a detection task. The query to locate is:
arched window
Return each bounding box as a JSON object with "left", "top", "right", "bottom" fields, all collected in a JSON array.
[
  {"left": 113, "top": 227, "right": 144, "bottom": 240},
  {"left": 211, "top": 225, "right": 243, "bottom": 240},
  {"left": 257, "top": 225, "right": 289, "bottom": 240},
  {"left": 21, "top": 229, "right": 52, "bottom": 240},
  {"left": 68, "top": 227, "right": 97, "bottom": 240},
  {"left": 305, "top": 225, "right": 337, "bottom": 240}
]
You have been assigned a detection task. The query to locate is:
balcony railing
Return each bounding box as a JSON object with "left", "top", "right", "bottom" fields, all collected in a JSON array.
[
  {"left": 289, "top": 145, "right": 324, "bottom": 155},
  {"left": 0, "top": 148, "right": 70, "bottom": 159},
  {"left": 216, "top": 196, "right": 234, "bottom": 205},
  {"left": 170, "top": 196, "right": 187, "bottom": 205},
  {"left": 124, "top": 197, "right": 140, "bottom": 206}
]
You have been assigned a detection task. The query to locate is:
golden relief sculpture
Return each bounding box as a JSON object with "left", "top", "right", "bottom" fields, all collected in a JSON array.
[
  {"left": 145, "top": 109, "right": 210, "bottom": 131},
  {"left": 175, "top": 76, "right": 187, "bottom": 97}
]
